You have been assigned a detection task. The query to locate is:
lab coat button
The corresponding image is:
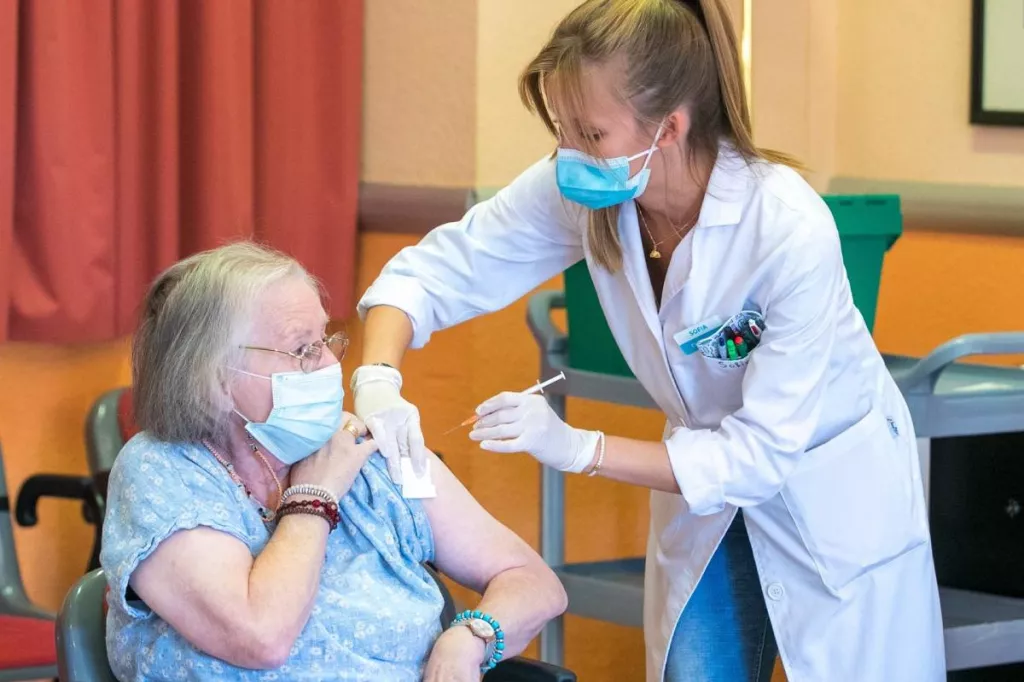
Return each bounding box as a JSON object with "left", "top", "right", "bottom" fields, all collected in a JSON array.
[{"left": 767, "top": 583, "right": 785, "bottom": 601}]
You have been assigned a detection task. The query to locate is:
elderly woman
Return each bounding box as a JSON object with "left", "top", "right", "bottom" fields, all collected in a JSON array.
[{"left": 100, "top": 242, "right": 567, "bottom": 682}]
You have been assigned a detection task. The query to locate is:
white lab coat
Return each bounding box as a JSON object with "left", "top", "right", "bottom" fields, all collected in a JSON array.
[{"left": 358, "top": 143, "right": 946, "bottom": 682}]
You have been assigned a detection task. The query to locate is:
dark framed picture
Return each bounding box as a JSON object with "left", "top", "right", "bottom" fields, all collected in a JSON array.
[{"left": 971, "top": 0, "right": 1024, "bottom": 126}]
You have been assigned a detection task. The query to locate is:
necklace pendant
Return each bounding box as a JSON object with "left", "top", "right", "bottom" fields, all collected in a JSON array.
[{"left": 649, "top": 249, "right": 662, "bottom": 259}]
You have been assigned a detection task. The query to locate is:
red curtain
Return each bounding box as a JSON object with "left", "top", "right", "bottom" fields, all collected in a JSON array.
[{"left": 0, "top": 0, "right": 362, "bottom": 343}]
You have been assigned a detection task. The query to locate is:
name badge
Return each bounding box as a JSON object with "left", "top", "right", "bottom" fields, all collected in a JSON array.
[{"left": 673, "top": 316, "right": 723, "bottom": 355}]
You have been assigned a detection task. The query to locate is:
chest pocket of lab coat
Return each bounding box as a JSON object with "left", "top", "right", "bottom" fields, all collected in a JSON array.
[{"left": 780, "top": 407, "right": 928, "bottom": 594}]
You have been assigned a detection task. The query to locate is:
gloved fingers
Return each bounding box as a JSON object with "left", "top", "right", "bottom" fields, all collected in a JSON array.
[
  {"left": 475, "top": 391, "right": 525, "bottom": 417},
  {"left": 472, "top": 406, "right": 521, "bottom": 430},
  {"left": 406, "top": 416, "right": 429, "bottom": 476},
  {"left": 368, "top": 416, "right": 402, "bottom": 484},
  {"left": 468, "top": 422, "right": 522, "bottom": 442},
  {"left": 396, "top": 422, "right": 410, "bottom": 459},
  {"left": 478, "top": 435, "right": 526, "bottom": 454}
]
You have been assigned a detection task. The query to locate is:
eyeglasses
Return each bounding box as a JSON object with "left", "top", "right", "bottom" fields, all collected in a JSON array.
[{"left": 242, "top": 331, "right": 349, "bottom": 373}]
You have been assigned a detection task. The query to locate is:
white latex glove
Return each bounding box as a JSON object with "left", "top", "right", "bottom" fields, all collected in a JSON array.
[
  {"left": 469, "top": 392, "right": 600, "bottom": 473},
  {"left": 351, "top": 365, "right": 427, "bottom": 484}
]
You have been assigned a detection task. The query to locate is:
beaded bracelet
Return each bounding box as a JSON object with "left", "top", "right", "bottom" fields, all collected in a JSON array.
[
  {"left": 451, "top": 610, "right": 505, "bottom": 672},
  {"left": 282, "top": 484, "right": 338, "bottom": 508},
  {"left": 278, "top": 498, "right": 340, "bottom": 532}
]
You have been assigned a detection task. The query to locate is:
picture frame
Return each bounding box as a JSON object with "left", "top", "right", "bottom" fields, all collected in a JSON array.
[{"left": 970, "top": 0, "right": 1024, "bottom": 126}]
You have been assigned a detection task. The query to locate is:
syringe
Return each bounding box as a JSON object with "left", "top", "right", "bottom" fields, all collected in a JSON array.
[{"left": 442, "top": 372, "right": 566, "bottom": 435}]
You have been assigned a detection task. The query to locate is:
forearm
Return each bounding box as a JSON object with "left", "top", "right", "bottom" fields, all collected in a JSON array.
[
  {"left": 587, "top": 435, "right": 680, "bottom": 494},
  {"left": 471, "top": 563, "right": 567, "bottom": 657},
  {"left": 361, "top": 305, "right": 414, "bottom": 367},
  {"left": 245, "top": 513, "right": 330, "bottom": 655},
  {"left": 132, "top": 512, "right": 331, "bottom": 669}
]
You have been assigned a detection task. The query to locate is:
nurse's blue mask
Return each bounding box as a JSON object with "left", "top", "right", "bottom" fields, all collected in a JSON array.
[
  {"left": 231, "top": 362, "right": 344, "bottom": 465},
  {"left": 555, "top": 122, "right": 665, "bottom": 210}
]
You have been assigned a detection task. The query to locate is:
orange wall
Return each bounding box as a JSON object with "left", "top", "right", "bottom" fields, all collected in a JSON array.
[{"left": 874, "top": 231, "right": 1024, "bottom": 367}]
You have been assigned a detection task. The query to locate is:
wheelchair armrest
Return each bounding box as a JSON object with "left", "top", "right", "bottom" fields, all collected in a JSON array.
[
  {"left": 484, "top": 656, "right": 577, "bottom": 682},
  {"left": 15, "top": 473, "right": 98, "bottom": 526}
]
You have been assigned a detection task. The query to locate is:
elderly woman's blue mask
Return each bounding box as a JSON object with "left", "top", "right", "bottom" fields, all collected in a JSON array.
[{"left": 233, "top": 363, "right": 344, "bottom": 464}]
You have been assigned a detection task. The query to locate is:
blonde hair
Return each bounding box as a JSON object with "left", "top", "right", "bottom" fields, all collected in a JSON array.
[{"left": 520, "top": 0, "right": 799, "bottom": 271}]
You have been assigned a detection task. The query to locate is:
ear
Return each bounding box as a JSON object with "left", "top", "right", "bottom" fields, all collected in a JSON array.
[
  {"left": 213, "top": 366, "right": 235, "bottom": 412},
  {"left": 656, "top": 110, "right": 691, "bottom": 148}
]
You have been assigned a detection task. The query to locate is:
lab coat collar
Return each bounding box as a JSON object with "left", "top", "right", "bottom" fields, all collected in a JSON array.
[
  {"left": 697, "top": 140, "right": 752, "bottom": 228},
  {"left": 613, "top": 139, "right": 752, "bottom": 351}
]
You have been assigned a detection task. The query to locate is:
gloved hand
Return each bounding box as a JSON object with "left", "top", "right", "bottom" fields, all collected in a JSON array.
[
  {"left": 351, "top": 365, "right": 426, "bottom": 484},
  {"left": 469, "top": 392, "right": 600, "bottom": 473}
]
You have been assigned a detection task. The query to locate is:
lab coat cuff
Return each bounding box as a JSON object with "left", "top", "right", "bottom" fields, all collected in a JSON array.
[
  {"left": 665, "top": 428, "right": 727, "bottom": 516},
  {"left": 357, "top": 275, "right": 433, "bottom": 349}
]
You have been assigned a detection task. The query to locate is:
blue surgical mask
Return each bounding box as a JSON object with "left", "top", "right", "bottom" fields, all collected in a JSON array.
[
  {"left": 555, "top": 123, "right": 664, "bottom": 210},
  {"left": 232, "top": 362, "right": 344, "bottom": 465}
]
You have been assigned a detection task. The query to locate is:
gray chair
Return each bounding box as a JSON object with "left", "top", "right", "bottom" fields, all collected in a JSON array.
[
  {"left": 58, "top": 569, "right": 575, "bottom": 682},
  {"left": 56, "top": 569, "right": 115, "bottom": 682},
  {"left": 16, "top": 387, "right": 128, "bottom": 574},
  {"left": 84, "top": 388, "right": 125, "bottom": 475},
  {"left": 0, "top": 443, "right": 59, "bottom": 682}
]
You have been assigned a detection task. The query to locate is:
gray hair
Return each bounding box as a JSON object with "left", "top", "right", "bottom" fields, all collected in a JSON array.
[{"left": 132, "top": 241, "right": 320, "bottom": 444}]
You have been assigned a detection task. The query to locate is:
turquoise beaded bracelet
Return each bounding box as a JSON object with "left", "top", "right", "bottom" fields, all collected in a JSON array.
[{"left": 451, "top": 610, "right": 506, "bottom": 672}]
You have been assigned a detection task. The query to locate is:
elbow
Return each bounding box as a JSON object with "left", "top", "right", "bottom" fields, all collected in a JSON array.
[
  {"left": 552, "top": 580, "right": 569, "bottom": 620},
  {"left": 251, "top": 625, "right": 296, "bottom": 669},
  {"left": 223, "top": 623, "right": 295, "bottom": 670},
  {"left": 256, "top": 642, "right": 292, "bottom": 671},
  {"left": 533, "top": 559, "right": 568, "bottom": 620}
]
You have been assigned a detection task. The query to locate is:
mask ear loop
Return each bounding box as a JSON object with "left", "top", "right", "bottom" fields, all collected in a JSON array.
[
  {"left": 626, "top": 120, "right": 668, "bottom": 168},
  {"left": 229, "top": 367, "right": 272, "bottom": 381},
  {"left": 227, "top": 366, "right": 271, "bottom": 423}
]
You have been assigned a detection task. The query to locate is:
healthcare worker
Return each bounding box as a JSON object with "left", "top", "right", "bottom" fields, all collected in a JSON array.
[{"left": 352, "top": 0, "right": 945, "bottom": 680}]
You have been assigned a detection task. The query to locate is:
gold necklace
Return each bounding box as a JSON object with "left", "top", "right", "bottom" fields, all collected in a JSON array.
[
  {"left": 204, "top": 436, "right": 283, "bottom": 522},
  {"left": 637, "top": 204, "right": 700, "bottom": 260}
]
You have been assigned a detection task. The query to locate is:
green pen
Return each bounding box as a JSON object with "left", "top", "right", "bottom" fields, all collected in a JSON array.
[
  {"left": 726, "top": 338, "right": 738, "bottom": 360},
  {"left": 735, "top": 336, "right": 748, "bottom": 359}
]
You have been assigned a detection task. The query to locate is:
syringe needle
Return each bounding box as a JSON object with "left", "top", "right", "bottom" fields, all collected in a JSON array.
[{"left": 441, "top": 372, "right": 565, "bottom": 436}]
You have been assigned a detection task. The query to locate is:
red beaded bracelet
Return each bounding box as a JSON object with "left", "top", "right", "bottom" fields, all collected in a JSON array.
[{"left": 278, "top": 498, "right": 340, "bottom": 532}]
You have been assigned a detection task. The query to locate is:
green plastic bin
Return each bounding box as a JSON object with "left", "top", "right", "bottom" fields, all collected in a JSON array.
[{"left": 564, "top": 194, "right": 902, "bottom": 377}]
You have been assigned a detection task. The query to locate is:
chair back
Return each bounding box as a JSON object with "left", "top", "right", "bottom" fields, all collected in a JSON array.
[
  {"left": 56, "top": 569, "right": 117, "bottom": 682},
  {"left": 85, "top": 389, "right": 133, "bottom": 475},
  {"left": 0, "top": 444, "right": 30, "bottom": 614}
]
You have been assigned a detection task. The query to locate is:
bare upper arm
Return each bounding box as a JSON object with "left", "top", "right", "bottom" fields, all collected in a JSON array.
[
  {"left": 130, "top": 526, "right": 259, "bottom": 662},
  {"left": 421, "top": 451, "right": 543, "bottom": 594}
]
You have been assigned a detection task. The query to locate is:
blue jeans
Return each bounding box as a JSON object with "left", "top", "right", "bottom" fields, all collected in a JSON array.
[{"left": 664, "top": 512, "right": 778, "bottom": 682}]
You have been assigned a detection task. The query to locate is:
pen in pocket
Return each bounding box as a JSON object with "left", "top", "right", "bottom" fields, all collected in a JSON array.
[
  {"left": 726, "top": 338, "right": 738, "bottom": 360},
  {"left": 735, "top": 336, "right": 748, "bottom": 359}
]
